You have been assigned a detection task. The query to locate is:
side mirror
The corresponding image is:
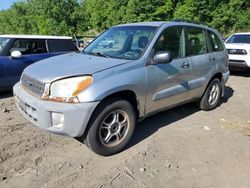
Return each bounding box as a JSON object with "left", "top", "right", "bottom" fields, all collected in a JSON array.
[
  {"left": 11, "top": 51, "right": 22, "bottom": 59},
  {"left": 153, "top": 51, "right": 171, "bottom": 64}
]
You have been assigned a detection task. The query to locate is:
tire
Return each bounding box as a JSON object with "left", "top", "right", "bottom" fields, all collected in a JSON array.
[
  {"left": 199, "top": 78, "right": 222, "bottom": 111},
  {"left": 84, "top": 98, "right": 136, "bottom": 156}
]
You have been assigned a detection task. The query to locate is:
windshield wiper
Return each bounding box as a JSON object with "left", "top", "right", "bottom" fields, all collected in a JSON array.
[
  {"left": 82, "top": 51, "right": 111, "bottom": 58},
  {"left": 94, "top": 52, "right": 111, "bottom": 58}
]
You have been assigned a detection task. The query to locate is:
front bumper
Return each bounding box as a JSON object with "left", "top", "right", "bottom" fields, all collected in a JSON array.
[
  {"left": 228, "top": 54, "right": 250, "bottom": 70},
  {"left": 13, "top": 83, "right": 99, "bottom": 137}
]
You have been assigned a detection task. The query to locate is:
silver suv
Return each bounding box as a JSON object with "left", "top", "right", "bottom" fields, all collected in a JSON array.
[{"left": 14, "top": 21, "right": 229, "bottom": 156}]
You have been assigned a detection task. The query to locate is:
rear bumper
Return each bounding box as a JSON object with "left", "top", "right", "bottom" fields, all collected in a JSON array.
[
  {"left": 13, "top": 82, "right": 99, "bottom": 137},
  {"left": 221, "top": 71, "right": 230, "bottom": 96},
  {"left": 222, "top": 71, "right": 230, "bottom": 84}
]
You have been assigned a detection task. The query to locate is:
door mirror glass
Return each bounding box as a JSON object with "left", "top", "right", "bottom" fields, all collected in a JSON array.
[
  {"left": 153, "top": 51, "right": 171, "bottom": 64},
  {"left": 11, "top": 51, "right": 22, "bottom": 58}
]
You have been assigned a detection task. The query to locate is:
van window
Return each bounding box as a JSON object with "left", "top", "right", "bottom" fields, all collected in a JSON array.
[
  {"left": 154, "top": 27, "right": 185, "bottom": 59},
  {"left": 47, "top": 39, "right": 78, "bottom": 52},
  {"left": 0, "top": 38, "right": 11, "bottom": 55},
  {"left": 208, "top": 31, "right": 223, "bottom": 51},
  {"left": 10, "top": 39, "right": 47, "bottom": 55},
  {"left": 186, "top": 28, "right": 207, "bottom": 56}
]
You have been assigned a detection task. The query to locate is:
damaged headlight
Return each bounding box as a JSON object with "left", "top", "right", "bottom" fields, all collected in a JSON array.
[{"left": 42, "top": 76, "right": 93, "bottom": 103}]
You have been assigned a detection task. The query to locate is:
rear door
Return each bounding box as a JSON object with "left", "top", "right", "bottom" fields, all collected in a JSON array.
[
  {"left": 1, "top": 39, "right": 52, "bottom": 87},
  {"left": 185, "top": 27, "right": 214, "bottom": 100},
  {"left": 145, "top": 26, "right": 192, "bottom": 114},
  {"left": 207, "top": 30, "right": 227, "bottom": 71}
]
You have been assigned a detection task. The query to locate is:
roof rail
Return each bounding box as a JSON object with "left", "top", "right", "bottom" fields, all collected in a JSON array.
[{"left": 172, "top": 19, "right": 208, "bottom": 27}]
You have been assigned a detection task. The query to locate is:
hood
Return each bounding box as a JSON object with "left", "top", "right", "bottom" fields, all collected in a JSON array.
[
  {"left": 225, "top": 43, "right": 250, "bottom": 49},
  {"left": 24, "top": 52, "right": 130, "bottom": 82}
]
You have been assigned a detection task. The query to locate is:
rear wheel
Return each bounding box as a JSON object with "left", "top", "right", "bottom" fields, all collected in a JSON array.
[
  {"left": 199, "top": 78, "right": 222, "bottom": 111},
  {"left": 84, "top": 98, "right": 136, "bottom": 156}
]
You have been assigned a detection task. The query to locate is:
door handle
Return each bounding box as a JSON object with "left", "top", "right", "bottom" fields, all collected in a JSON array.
[
  {"left": 181, "top": 62, "right": 190, "bottom": 68},
  {"left": 209, "top": 56, "right": 216, "bottom": 62}
]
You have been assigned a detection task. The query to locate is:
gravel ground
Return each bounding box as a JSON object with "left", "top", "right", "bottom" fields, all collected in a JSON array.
[{"left": 0, "top": 72, "right": 250, "bottom": 188}]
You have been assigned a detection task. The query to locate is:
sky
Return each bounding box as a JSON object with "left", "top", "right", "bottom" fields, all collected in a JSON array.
[{"left": 0, "top": 0, "right": 18, "bottom": 10}]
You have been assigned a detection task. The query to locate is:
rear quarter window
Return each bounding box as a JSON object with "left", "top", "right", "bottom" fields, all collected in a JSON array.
[
  {"left": 208, "top": 31, "right": 224, "bottom": 52},
  {"left": 47, "top": 39, "right": 78, "bottom": 53}
]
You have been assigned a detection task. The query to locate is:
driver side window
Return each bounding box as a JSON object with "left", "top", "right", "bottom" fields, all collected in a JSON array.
[{"left": 154, "top": 27, "right": 185, "bottom": 59}]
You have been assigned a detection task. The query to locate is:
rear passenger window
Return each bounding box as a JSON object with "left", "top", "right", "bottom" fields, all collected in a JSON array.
[
  {"left": 10, "top": 39, "right": 47, "bottom": 55},
  {"left": 186, "top": 28, "right": 207, "bottom": 56},
  {"left": 154, "top": 27, "right": 185, "bottom": 59},
  {"left": 208, "top": 31, "right": 223, "bottom": 52},
  {"left": 47, "top": 39, "right": 78, "bottom": 53}
]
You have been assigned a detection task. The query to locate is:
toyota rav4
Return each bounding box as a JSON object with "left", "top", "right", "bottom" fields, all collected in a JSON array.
[{"left": 14, "top": 21, "right": 229, "bottom": 156}]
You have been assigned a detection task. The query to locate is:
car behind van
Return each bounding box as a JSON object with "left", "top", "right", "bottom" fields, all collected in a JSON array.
[
  {"left": 0, "top": 35, "right": 78, "bottom": 91},
  {"left": 14, "top": 21, "right": 229, "bottom": 156},
  {"left": 225, "top": 33, "right": 250, "bottom": 71}
]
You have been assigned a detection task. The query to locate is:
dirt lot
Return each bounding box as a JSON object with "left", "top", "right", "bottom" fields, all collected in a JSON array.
[{"left": 0, "top": 73, "right": 250, "bottom": 188}]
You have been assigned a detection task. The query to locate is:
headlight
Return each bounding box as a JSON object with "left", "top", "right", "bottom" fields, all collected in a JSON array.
[
  {"left": 42, "top": 76, "right": 93, "bottom": 103},
  {"left": 240, "top": 49, "right": 247, "bottom": 55}
]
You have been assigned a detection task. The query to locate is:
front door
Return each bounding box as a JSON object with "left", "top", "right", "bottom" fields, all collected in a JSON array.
[{"left": 145, "top": 26, "right": 191, "bottom": 114}]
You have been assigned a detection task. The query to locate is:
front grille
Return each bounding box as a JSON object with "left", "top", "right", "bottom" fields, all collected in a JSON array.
[
  {"left": 21, "top": 74, "right": 45, "bottom": 96},
  {"left": 227, "top": 49, "right": 247, "bottom": 55},
  {"left": 15, "top": 95, "right": 38, "bottom": 125}
]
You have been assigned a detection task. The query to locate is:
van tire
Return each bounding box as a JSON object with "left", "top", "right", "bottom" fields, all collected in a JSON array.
[
  {"left": 199, "top": 78, "right": 222, "bottom": 111},
  {"left": 85, "top": 98, "right": 136, "bottom": 156}
]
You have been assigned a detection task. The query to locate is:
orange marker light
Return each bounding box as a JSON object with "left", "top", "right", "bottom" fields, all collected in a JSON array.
[{"left": 72, "top": 76, "right": 93, "bottom": 97}]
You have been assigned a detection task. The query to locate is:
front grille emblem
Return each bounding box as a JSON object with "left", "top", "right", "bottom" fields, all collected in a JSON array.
[
  {"left": 230, "top": 49, "right": 236, "bottom": 54},
  {"left": 27, "top": 81, "right": 33, "bottom": 87}
]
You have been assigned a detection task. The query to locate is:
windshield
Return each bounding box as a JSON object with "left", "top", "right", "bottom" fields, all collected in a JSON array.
[
  {"left": 84, "top": 26, "right": 157, "bottom": 60},
  {"left": 226, "top": 34, "right": 250, "bottom": 44},
  {"left": 0, "top": 38, "right": 11, "bottom": 54}
]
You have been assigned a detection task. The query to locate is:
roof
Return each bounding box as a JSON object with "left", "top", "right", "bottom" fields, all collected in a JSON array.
[
  {"left": 115, "top": 21, "right": 212, "bottom": 30},
  {"left": 116, "top": 22, "right": 166, "bottom": 27},
  {"left": 0, "top": 35, "right": 72, "bottom": 40}
]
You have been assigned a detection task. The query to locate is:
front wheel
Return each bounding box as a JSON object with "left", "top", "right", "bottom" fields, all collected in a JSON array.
[
  {"left": 199, "top": 78, "right": 222, "bottom": 111},
  {"left": 85, "top": 98, "right": 136, "bottom": 156}
]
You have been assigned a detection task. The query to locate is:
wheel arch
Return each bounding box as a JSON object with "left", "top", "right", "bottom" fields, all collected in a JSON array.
[
  {"left": 202, "top": 72, "right": 223, "bottom": 99},
  {"left": 78, "top": 90, "right": 140, "bottom": 140},
  {"left": 210, "top": 72, "right": 222, "bottom": 82},
  {"left": 97, "top": 90, "right": 140, "bottom": 118}
]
